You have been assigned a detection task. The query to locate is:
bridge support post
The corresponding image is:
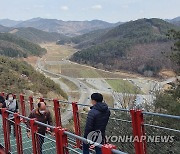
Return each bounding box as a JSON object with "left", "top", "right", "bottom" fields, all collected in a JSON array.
[
  {"left": 14, "top": 113, "right": 23, "bottom": 154},
  {"left": 130, "top": 109, "right": 146, "bottom": 154},
  {"left": 59, "top": 128, "right": 69, "bottom": 154},
  {"left": 53, "top": 99, "right": 62, "bottom": 127},
  {"left": 29, "top": 119, "right": 38, "bottom": 154},
  {"left": 20, "top": 94, "right": 26, "bottom": 122},
  {"left": 55, "top": 127, "right": 69, "bottom": 154},
  {"left": 72, "top": 102, "right": 82, "bottom": 149},
  {"left": 101, "top": 144, "right": 116, "bottom": 154},
  {"left": 54, "top": 127, "right": 61, "bottom": 154},
  {"left": 1, "top": 108, "right": 10, "bottom": 153},
  {"left": 29, "top": 96, "right": 34, "bottom": 111}
]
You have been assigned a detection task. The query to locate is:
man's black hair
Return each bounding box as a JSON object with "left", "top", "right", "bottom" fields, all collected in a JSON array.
[{"left": 91, "top": 93, "right": 103, "bottom": 102}]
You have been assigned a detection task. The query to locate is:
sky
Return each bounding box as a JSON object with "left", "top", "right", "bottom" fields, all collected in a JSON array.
[{"left": 0, "top": 0, "right": 180, "bottom": 23}]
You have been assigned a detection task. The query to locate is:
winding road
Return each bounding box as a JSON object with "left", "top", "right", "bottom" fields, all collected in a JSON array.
[{"left": 36, "top": 58, "right": 92, "bottom": 125}]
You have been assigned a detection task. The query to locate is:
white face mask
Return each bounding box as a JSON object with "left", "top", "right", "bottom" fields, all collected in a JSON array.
[
  {"left": 39, "top": 110, "right": 45, "bottom": 114},
  {"left": 8, "top": 97, "right": 13, "bottom": 101}
]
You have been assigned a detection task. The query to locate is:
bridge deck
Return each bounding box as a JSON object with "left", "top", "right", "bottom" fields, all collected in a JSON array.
[{"left": 0, "top": 116, "right": 82, "bottom": 154}]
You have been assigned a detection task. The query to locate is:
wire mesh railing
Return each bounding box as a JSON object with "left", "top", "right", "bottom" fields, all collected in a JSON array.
[
  {"left": 19, "top": 124, "right": 32, "bottom": 154},
  {"left": 106, "top": 109, "right": 135, "bottom": 154},
  {"left": 143, "top": 112, "right": 180, "bottom": 154},
  {"left": 7, "top": 118, "right": 17, "bottom": 153},
  {"left": 0, "top": 114, "right": 5, "bottom": 149},
  {"left": 35, "top": 132, "right": 56, "bottom": 154},
  {"left": 79, "top": 111, "right": 88, "bottom": 137},
  {"left": 0, "top": 108, "right": 126, "bottom": 154},
  {"left": 1, "top": 92, "right": 180, "bottom": 154}
]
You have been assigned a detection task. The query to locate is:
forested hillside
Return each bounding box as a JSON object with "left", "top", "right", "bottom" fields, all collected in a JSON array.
[
  {"left": 0, "top": 27, "right": 68, "bottom": 99},
  {"left": 0, "top": 25, "right": 11, "bottom": 32},
  {"left": 10, "top": 27, "right": 68, "bottom": 43},
  {"left": 57, "top": 28, "right": 110, "bottom": 45},
  {"left": 0, "top": 33, "right": 46, "bottom": 57},
  {"left": 167, "top": 16, "right": 180, "bottom": 26},
  {"left": 71, "top": 18, "right": 180, "bottom": 76},
  {"left": 0, "top": 25, "right": 68, "bottom": 43},
  {"left": 0, "top": 56, "right": 67, "bottom": 98}
]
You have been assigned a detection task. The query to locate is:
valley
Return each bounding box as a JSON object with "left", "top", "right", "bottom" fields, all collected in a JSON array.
[
  {"left": 0, "top": 17, "right": 179, "bottom": 122},
  {"left": 0, "top": 2, "right": 179, "bottom": 153},
  {"left": 34, "top": 43, "right": 176, "bottom": 115}
]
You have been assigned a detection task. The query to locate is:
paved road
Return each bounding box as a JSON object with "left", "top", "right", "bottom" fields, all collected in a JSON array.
[{"left": 36, "top": 58, "right": 92, "bottom": 125}]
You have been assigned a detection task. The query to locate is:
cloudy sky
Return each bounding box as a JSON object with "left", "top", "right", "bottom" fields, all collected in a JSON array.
[{"left": 0, "top": 0, "right": 179, "bottom": 22}]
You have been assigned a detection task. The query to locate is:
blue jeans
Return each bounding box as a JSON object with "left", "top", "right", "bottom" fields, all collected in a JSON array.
[{"left": 83, "top": 142, "right": 102, "bottom": 154}]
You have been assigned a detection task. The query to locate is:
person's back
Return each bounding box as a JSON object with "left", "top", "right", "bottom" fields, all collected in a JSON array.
[
  {"left": 84, "top": 101, "right": 110, "bottom": 139},
  {"left": 83, "top": 93, "right": 110, "bottom": 154}
]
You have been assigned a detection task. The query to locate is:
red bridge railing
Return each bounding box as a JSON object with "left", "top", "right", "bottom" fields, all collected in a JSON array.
[
  {"left": 0, "top": 92, "right": 180, "bottom": 154},
  {"left": 1, "top": 109, "right": 125, "bottom": 154}
]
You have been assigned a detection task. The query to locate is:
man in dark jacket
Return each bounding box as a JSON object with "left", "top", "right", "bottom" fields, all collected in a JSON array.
[
  {"left": 27, "top": 101, "right": 53, "bottom": 154},
  {"left": 83, "top": 93, "right": 110, "bottom": 154}
]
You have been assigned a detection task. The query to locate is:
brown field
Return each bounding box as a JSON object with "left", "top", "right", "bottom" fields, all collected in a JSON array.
[
  {"left": 159, "top": 69, "right": 177, "bottom": 78},
  {"left": 40, "top": 43, "right": 76, "bottom": 61},
  {"left": 40, "top": 43, "right": 138, "bottom": 78}
]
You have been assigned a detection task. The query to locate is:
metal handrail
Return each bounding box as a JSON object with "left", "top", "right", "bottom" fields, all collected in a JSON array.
[
  {"left": 22, "top": 94, "right": 130, "bottom": 112},
  {"left": 18, "top": 93, "right": 180, "bottom": 118},
  {"left": 5, "top": 110, "right": 55, "bottom": 130},
  {"left": 142, "top": 111, "right": 180, "bottom": 120},
  {"left": 143, "top": 123, "right": 180, "bottom": 133},
  {"left": 64, "top": 131, "right": 127, "bottom": 154}
]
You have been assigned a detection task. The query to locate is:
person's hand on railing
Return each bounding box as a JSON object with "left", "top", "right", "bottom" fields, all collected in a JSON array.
[
  {"left": 51, "top": 132, "right": 55, "bottom": 137},
  {"left": 27, "top": 132, "right": 31, "bottom": 138},
  {"left": 46, "top": 128, "right": 52, "bottom": 135},
  {"left": 46, "top": 127, "right": 50, "bottom": 132},
  {"left": 46, "top": 128, "right": 55, "bottom": 137}
]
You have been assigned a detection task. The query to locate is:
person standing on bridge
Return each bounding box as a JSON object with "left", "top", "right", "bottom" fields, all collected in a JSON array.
[
  {"left": 27, "top": 101, "right": 53, "bottom": 154},
  {"left": 5, "top": 93, "right": 19, "bottom": 137},
  {"left": 0, "top": 95, "right": 6, "bottom": 114},
  {"left": 83, "top": 93, "right": 110, "bottom": 154}
]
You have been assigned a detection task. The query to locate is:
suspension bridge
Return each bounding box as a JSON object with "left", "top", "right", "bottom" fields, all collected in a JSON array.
[{"left": 0, "top": 92, "right": 180, "bottom": 154}]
